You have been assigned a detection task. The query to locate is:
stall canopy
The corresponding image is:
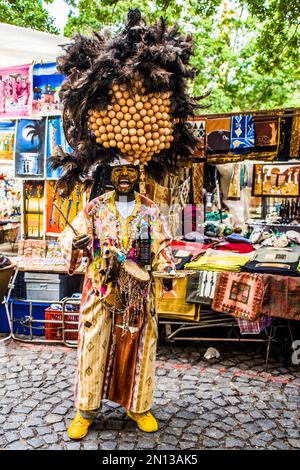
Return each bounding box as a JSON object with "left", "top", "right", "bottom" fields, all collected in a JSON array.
[{"left": 0, "top": 22, "right": 67, "bottom": 66}]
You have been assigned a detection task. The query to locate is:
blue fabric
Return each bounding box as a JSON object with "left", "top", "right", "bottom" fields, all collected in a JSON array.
[
  {"left": 226, "top": 233, "right": 251, "bottom": 244},
  {"left": 230, "top": 115, "right": 255, "bottom": 150}
]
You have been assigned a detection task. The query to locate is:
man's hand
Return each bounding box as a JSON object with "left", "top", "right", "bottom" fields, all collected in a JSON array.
[
  {"left": 72, "top": 234, "right": 91, "bottom": 250},
  {"left": 164, "top": 265, "right": 176, "bottom": 275}
]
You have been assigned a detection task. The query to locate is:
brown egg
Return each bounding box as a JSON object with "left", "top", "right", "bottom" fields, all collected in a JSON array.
[
  {"left": 129, "top": 128, "right": 137, "bottom": 136},
  {"left": 99, "top": 125, "right": 106, "bottom": 134},
  {"left": 100, "top": 109, "right": 107, "bottom": 117},
  {"left": 157, "top": 98, "right": 163, "bottom": 106},
  {"left": 132, "top": 144, "right": 140, "bottom": 151},
  {"left": 107, "top": 132, "right": 115, "bottom": 140},
  {"left": 123, "top": 136, "right": 130, "bottom": 143},
  {"left": 96, "top": 118, "right": 103, "bottom": 126},
  {"left": 124, "top": 143, "right": 132, "bottom": 152},
  {"left": 137, "top": 120, "right": 144, "bottom": 128},
  {"left": 112, "top": 83, "right": 119, "bottom": 92},
  {"left": 150, "top": 116, "right": 156, "bottom": 124},
  {"left": 96, "top": 137, "right": 101, "bottom": 143},
  {"left": 159, "top": 105, "right": 165, "bottom": 113},
  {"left": 143, "top": 101, "right": 151, "bottom": 110},
  {"left": 137, "top": 128, "right": 144, "bottom": 136},
  {"left": 129, "top": 106, "right": 136, "bottom": 115},
  {"left": 147, "top": 109, "right": 154, "bottom": 117},
  {"left": 141, "top": 95, "right": 148, "bottom": 103},
  {"left": 114, "top": 125, "right": 121, "bottom": 134},
  {"left": 147, "top": 139, "right": 154, "bottom": 147},
  {"left": 159, "top": 135, "right": 166, "bottom": 142},
  {"left": 146, "top": 156, "right": 152, "bottom": 161},
  {"left": 88, "top": 109, "right": 93, "bottom": 116},
  {"left": 128, "top": 120, "right": 136, "bottom": 128},
  {"left": 123, "top": 91, "right": 130, "bottom": 100},
  {"left": 150, "top": 97, "right": 157, "bottom": 105},
  {"left": 169, "top": 135, "right": 174, "bottom": 142},
  {"left": 109, "top": 140, "right": 117, "bottom": 147},
  {"left": 106, "top": 124, "right": 114, "bottom": 133},
  {"left": 139, "top": 136, "right": 146, "bottom": 145},
  {"left": 165, "top": 142, "right": 171, "bottom": 149},
  {"left": 111, "top": 118, "right": 118, "bottom": 127},
  {"left": 153, "top": 139, "right": 160, "bottom": 147},
  {"left": 94, "top": 130, "right": 100, "bottom": 137},
  {"left": 139, "top": 108, "right": 147, "bottom": 117},
  {"left": 157, "top": 120, "right": 164, "bottom": 127},
  {"left": 144, "top": 125, "right": 151, "bottom": 133},
  {"left": 127, "top": 98, "right": 134, "bottom": 107},
  {"left": 136, "top": 101, "right": 143, "bottom": 111},
  {"left": 107, "top": 110, "right": 115, "bottom": 119},
  {"left": 161, "top": 112, "right": 169, "bottom": 121},
  {"left": 158, "top": 127, "right": 165, "bottom": 135},
  {"left": 133, "top": 113, "right": 140, "bottom": 122},
  {"left": 103, "top": 117, "right": 110, "bottom": 125},
  {"left": 119, "top": 98, "right": 126, "bottom": 106},
  {"left": 135, "top": 80, "right": 142, "bottom": 88},
  {"left": 121, "top": 105, "right": 129, "bottom": 114},
  {"left": 140, "top": 87, "right": 146, "bottom": 94},
  {"left": 108, "top": 90, "right": 113, "bottom": 95},
  {"left": 144, "top": 132, "right": 152, "bottom": 140},
  {"left": 130, "top": 135, "right": 138, "bottom": 144},
  {"left": 115, "top": 133, "right": 123, "bottom": 142},
  {"left": 103, "top": 141, "right": 110, "bottom": 148},
  {"left": 117, "top": 142, "right": 124, "bottom": 150},
  {"left": 113, "top": 103, "right": 121, "bottom": 112},
  {"left": 152, "top": 132, "right": 159, "bottom": 140},
  {"left": 152, "top": 104, "right": 159, "bottom": 113},
  {"left": 120, "top": 120, "right": 128, "bottom": 128},
  {"left": 116, "top": 112, "right": 124, "bottom": 121},
  {"left": 155, "top": 112, "right": 162, "bottom": 121},
  {"left": 165, "top": 128, "right": 171, "bottom": 135},
  {"left": 124, "top": 113, "right": 131, "bottom": 121},
  {"left": 101, "top": 133, "right": 108, "bottom": 141},
  {"left": 91, "top": 123, "right": 98, "bottom": 131},
  {"left": 121, "top": 128, "right": 129, "bottom": 136},
  {"left": 140, "top": 144, "right": 147, "bottom": 151},
  {"left": 158, "top": 143, "right": 165, "bottom": 150},
  {"left": 152, "top": 123, "right": 159, "bottom": 132},
  {"left": 114, "top": 91, "right": 122, "bottom": 100},
  {"left": 143, "top": 116, "right": 150, "bottom": 124}
]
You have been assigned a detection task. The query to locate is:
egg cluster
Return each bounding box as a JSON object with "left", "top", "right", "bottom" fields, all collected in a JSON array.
[{"left": 87, "top": 80, "right": 174, "bottom": 164}]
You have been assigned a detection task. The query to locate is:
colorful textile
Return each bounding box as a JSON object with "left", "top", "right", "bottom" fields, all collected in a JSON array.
[
  {"left": 243, "top": 247, "right": 300, "bottom": 276},
  {"left": 46, "top": 116, "right": 67, "bottom": 179},
  {"left": 262, "top": 274, "right": 300, "bottom": 320},
  {"left": 0, "top": 120, "right": 15, "bottom": 160},
  {"left": 186, "top": 271, "right": 219, "bottom": 304},
  {"left": 254, "top": 115, "right": 279, "bottom": 147},
  {"left": 185, "top": 249, "right": 254, "bottom": 272},
  {"left": 289, "top": 113, "right": 300, "bottom": 158},
  {"left": 230, "top": 115, "right": 254, "bottom": 150},
  {"left": 59, "top": 190, "right": 175, "bottom": 413},
  {"left": 212, "top": 272, "right": 263, "bottom": 321},
  {"left": 32, "top": 62, "right": 65, "bottom": 115},
  {"left": 14, "top": 118, "right": 46, "bottom": 178},
  {"left": 188, "top": 118, "right": 206, "bottom": 158},
  {"left": 214, "top": 242, "right": 255, "bottom": 254},
  {"left": 237, "top": 315, "right": 273, "bottom": 335},
  {"left": 0, "top": 64, "right": 31, "bottom": 118},
  {"left": 155, "top": 276, "right": 198, "bottom": 321},
  {"left": 206, "top": 118, "right": 231, "bottom": 152},
  {"left": 192, "top": 163, "right": 204, "bottom": 204}
]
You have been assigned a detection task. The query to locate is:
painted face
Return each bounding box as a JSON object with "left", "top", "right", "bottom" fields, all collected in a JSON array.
[{"left": 111, "top": 165, "right": 139, "bottom": 194}]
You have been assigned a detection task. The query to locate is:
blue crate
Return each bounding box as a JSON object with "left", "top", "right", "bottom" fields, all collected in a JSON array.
[{"left": 0, "top": 300, "right": 51, "bottom": 335}]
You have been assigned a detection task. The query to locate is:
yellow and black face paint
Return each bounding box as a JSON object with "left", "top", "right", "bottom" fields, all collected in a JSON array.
[{"left": 111, "top": 165, "right": 139, "bottom": 194}]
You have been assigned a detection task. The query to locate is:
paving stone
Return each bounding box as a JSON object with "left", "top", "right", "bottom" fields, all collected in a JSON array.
[
  {"left": 27, "top": 437, "right": 44, "bottom": 449},
  {"left": 20, "top": 427, "right": 35, "bottom": 439},
  {"left": 100, "top": 441, "right": 117, "bottom": 450},
  {"left": 225, "top": 438, "right": 244, "bottom": 448},
  {"left": 287, "top": 439, "right": 300, "bottom": 448}
]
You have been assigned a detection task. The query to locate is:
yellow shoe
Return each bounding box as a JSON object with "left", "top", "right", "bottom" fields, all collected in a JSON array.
[
  {"left": 127, "top": 410, "right": 158, "bottom": 433},
  {"left": 67, "top": 411, "right": 94, "bottom": 440}
]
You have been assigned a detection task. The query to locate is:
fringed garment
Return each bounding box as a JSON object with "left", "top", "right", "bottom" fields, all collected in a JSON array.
[{"left": 59, "top": 191, "right": 174, "bottom": 412}]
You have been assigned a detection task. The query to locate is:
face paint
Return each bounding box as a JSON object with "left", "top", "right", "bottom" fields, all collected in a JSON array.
[{"left": 111, "top": 165, "right": 139, "bottom": 195}]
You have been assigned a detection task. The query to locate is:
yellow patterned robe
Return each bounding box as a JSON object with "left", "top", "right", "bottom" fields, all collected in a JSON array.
[{"left": 59, "top": 190, "right": 174, "bottom": 413}]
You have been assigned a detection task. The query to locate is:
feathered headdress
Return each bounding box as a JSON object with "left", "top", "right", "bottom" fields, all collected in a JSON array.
[{"left": 50, "top": 8, "right": 203, "bottom": 195}]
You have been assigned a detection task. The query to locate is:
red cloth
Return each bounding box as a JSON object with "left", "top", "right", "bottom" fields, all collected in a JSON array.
[
  {"left": 214, "top": 242, "right": 255, "bottom": 254},
  {"left": 171, "top": 240, "right": 213, "bottom": 255}
]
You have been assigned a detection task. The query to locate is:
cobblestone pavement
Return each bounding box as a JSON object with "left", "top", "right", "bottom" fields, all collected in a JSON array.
[{"left": 0, "top": 340, "right": 299, "bottom": 450}]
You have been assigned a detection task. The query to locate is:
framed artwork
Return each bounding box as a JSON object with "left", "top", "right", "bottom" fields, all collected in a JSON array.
[
  {"left": 23, "top": 180, "right": 45, "bottom": 239},
  {"left": 14, "top": 118, "right": 46, "bottom": 178},
  {"left": 46, "top": 181, "right": 85, "bottom": 234},
  {"left": 32, "top": 62, "right": 65, "bottom": 115},
  {"left": 253, "top": 163, "right": 300, "bottom": 197},
  {"left": 0, "top": 120, "right": 15, "bottom": 160},
  {"left": 0, "top": 64, "right": 31, "bottom": 118},
  {"left": 46, "top": 116, "right": 64, "bottom": 179}
]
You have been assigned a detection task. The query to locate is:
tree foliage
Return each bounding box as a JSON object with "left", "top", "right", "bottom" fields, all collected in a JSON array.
[{"left": 0, "top": 0, "right": 59, "bottom": 34}]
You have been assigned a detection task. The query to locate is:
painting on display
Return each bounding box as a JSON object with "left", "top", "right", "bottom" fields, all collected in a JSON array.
[
  {"left": 46, "top": 116, "right": 64, "bottom": 179},
  {"left": 46, "top": 181, "right": 85, "bottom": 234},
  {"left": 32, "top": 63, "right": 65, "bottom": 115},
  {"left": 23, "top": 180, "right": 45, "bottom": 239},
  {"left": 253, "top": 163, "right": 300, "bottom": 197},
  {"left": 14, "top": 118, "right": 46, "bottom": 178},
  {"left": 0, "top": 120, "right": 16, "bottom": 160},
  {"left": 0, "top": 64, "right": 31, "bottom": 118}
]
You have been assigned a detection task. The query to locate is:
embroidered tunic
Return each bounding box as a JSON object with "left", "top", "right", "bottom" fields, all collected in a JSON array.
[{"left": 59, "top": 190, "right": 174, "bottom": 412}]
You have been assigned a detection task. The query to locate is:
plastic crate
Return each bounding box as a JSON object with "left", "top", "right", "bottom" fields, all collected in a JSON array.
[{"left": 45, "top": 308, "right": 79, "bottom": 341}]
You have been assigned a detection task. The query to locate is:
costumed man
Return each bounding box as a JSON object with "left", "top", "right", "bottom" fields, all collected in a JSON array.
[
  {"left": 50, "top": 8, "right": 204, "bottom": 441},
  {"left": 59, "top": 160, "right": 176, "bottom": 439}
]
